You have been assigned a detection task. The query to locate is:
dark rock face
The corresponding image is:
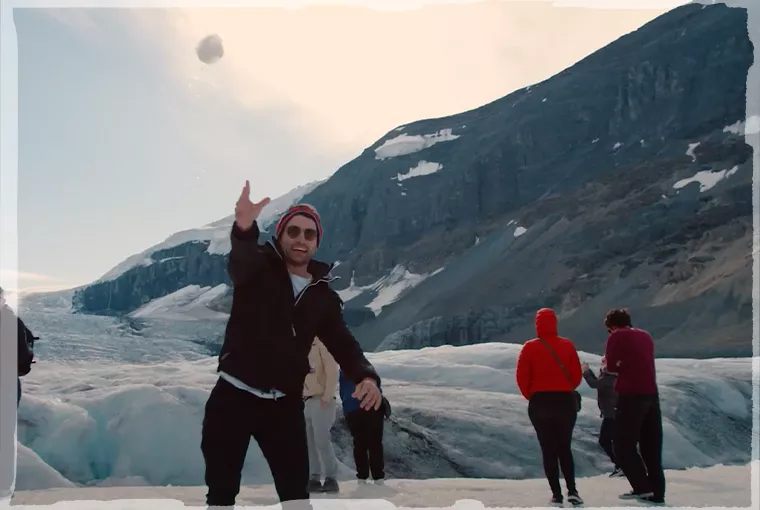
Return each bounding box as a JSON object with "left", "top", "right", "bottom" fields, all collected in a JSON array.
[
  {"left": 72, "top": 3, "right": 753, "bottom": 359},
  {"left": 299, "top": 3, "right": 753, "bottom": 285},
  {"left": 353, "top": 3, "right": 755, "bottom": 358},
  {"left": 73, "top": 242, "right": 229, "bottom": 315}
]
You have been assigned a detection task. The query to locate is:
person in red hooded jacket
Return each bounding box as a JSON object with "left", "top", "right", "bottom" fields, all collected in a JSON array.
[{"left": 516, "top": 308, "right": 583, "bottom": 507}]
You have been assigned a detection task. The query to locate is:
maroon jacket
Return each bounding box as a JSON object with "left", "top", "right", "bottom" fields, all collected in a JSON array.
[{"left": 603, "top": 327, "right": 658, "bottom": 395}]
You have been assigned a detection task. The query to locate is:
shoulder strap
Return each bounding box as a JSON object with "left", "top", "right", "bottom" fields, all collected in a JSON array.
[{"left": 538, "top": 337, "right": 573, "bottom": 386}]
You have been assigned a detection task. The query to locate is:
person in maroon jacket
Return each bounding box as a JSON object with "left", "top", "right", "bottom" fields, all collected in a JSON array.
[{"left": 603, "top": 308, "right": 665, "bottom": 504}]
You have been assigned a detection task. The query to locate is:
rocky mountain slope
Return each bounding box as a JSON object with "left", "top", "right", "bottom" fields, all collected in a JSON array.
[{"left": 73, "top": 2, "right": 755, "bottom": 358}]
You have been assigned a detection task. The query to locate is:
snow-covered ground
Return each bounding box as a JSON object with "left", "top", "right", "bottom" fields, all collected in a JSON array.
[
  {"left": 10, "top": 462, "right": 755, "bottom": 508},
  {"left": 12, "top": 343, "right": 753, "bottom": 495},
  {"left": 15, "top": 292, "right": 224, "bottom": 363}
]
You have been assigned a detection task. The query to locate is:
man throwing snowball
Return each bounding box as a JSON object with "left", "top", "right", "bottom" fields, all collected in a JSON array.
[{"left": 201, "top": 180, "right": 382, "bottom": 508}]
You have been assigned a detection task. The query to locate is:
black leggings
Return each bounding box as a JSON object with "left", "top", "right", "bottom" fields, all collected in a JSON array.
[
  {"left": 345, "top": 408, "right": 385, "bottom": 480},
  {"left": 529, "top": 392, "right": 578, "bottom": 496},
  {"left": 599, "top": 418, "right": 618, "bottom": 467}
]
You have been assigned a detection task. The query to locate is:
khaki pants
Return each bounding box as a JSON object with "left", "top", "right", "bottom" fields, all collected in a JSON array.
[{"left": 304, "top": 397, "right": 338, "bottom": 479}]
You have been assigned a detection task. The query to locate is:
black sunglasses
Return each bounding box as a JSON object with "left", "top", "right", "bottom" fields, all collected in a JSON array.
[{"left": 286, "top": 224, "right": 318, "bottom": 242}]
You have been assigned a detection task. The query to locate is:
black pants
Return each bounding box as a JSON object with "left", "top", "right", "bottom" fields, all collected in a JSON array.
[
  {"left": 528, "top": 392, "right": 578, "bottom": 496},
  {"left": 17, "top": 378, "right": 21, "bottom": 407},
  {"left": 614, "top": 394, "right": 666, "bottom": 500},
  {"left": 201, "top": 377, "right": 312, "bottom": 508},
  {"left": 599, "top": 418, "right": 617, "bottom": 467},
  {"left": 345, "top": 408, "right": 385, "bottom": 480}
]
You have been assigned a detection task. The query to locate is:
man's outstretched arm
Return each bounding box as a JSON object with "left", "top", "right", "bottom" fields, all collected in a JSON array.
[
  {"left": 227, "top": 180, "right": 271, "bottom": 286},
  {"left": 227, "top": 221, "right": 266, "bottom": 286}
]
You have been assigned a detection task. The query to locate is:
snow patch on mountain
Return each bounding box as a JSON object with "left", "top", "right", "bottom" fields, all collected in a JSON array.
[
  {"left": 673, "top": 166, "right": 739, "bottom": 192},
  {"left": 129, "top": 284, "right": 229, "bottom": 321},
  {"left": 686, "top": 142, "right": 700, "bottom": 162},
  {"left": 723, "top": 115, "right": 760, "bottom": 136},
  {"left": 337, "top": 265, "right": 445, "bottom": 316},
  {"left": 95, "top": 181, "right": 324, "bottom": 283},
  {"left": 374, "top": 129, "right": 460, "bottom": 160},
  {"left": 393, "top": 161, "right": 443, "bottom": 182}
]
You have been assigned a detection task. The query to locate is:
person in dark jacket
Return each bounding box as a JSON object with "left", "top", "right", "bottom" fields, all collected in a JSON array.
[
  {"left": 581, "top": 357, "right": 622, "bottom": 477},
  {"left": 339, "top": 369, "right": 388, "bottom": 485},
  {"left": 604, "top": 308, "right": 665, "bottom": 505},
  {"left": 201, "top": 181, "right": 382, "bottom": 509},
  {"left": 0, "top": 287, "right": 36, "bottom": 407}
]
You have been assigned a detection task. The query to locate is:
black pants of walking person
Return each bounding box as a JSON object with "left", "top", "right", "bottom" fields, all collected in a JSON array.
[
  {"left": 614, "top": 394, "right": 666, "bottom": 502},
  {"left": 599, "top": 418, "right": 618, "bottom": 467},
  {"left": 528, "top": 391, "right": 578, "bottom": 497},
  {"left": 201, "top": 377, "right": 313, "bottom": 509},
  {"left": 345, "top": 407, "right": 385, "bottom": 481}
]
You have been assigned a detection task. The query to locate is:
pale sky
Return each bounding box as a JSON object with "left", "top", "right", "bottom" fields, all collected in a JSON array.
[{"left": 5, "top": 0, "right": 686, "bottom": 293}]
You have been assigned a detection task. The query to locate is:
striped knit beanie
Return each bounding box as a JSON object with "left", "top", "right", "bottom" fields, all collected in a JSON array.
[{"left": 274, "top": 203, "right": 323, "bottom": 247}]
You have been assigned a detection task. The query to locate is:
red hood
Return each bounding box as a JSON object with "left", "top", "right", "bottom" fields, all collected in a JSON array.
[{"left": 535, "top": 308, "right": 558, "bottom": 338}]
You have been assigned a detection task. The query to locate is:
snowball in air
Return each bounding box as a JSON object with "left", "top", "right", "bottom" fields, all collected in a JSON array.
[{"left": 196, "top": 34, "right": 224, "bottom": 64}]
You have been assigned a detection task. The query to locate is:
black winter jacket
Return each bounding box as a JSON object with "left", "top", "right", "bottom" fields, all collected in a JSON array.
[
  {"left": 217, "top": 221, "right": 379, "bottom": 396},
  {"left": 583, "top": 368, "right": 617, "bottom": 419}
]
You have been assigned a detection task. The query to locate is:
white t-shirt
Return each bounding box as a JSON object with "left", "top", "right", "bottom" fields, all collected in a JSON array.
[{"left": 290, "top": 273, "right": 312, "bottom": 297}]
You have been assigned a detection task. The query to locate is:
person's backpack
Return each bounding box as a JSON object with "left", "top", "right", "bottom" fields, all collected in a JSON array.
[
  {"left": 17, "top": 319, "right": 35, "bottom": 377},
  {"left": 381, "top": 396, "right": 392, "bottom": 419}
]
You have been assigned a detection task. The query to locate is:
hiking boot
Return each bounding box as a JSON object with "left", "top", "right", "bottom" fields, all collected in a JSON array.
[
  {"left": 374, "top": 478, "right": 385, "bottom": 486},
  {"left": 357, "top": 478, "right": 369, "bottom": 485},
  {"left": 567, "top": 491, "right": 584, "bottom": 506},
  {"left": 550, "top": 494, "right": 563, "bottom": 507},
  {"left": 321, "top": 477, "right": 339, "bottom": 493},
  {"left": 620, "top": 490, "right": 653, "bottom": 500},
  {"left": 306, "top": 478, "right": 322, "bottom": 493},
  {"left": 609, "top": 467, "right": 625, "bottom": 478}
]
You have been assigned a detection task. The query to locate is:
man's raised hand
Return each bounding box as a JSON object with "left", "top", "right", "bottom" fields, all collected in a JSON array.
[{"left": 235, "top": 180, "right": 271, "bottom": 231}]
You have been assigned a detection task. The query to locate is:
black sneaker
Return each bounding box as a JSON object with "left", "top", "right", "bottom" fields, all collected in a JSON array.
[
  {"left": 306, "top": 478, "right": 322, "bottom": 493},
  {"left": 620, "top": 490, "right": 654, "bottom": 500},
  {"left": 550, "top": 494, "right": 564, "bottom": 507},
  {"left": 609, "top": 467, "right": 625, "bottom": 478},
  {"left": 321, "top": 477, "right": 339, "bottom": 493},
  {"left": 567, "top": 491, "right": 584, "bottom": 506},
  {"left": 637, "top": 494, "right": 665, "bottom": 505}
]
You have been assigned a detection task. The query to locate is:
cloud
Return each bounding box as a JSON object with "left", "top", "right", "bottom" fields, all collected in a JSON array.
[
  {"left": 38, "top": 4, "right": 673, "bottom": 156},
  {"left": 0, "top": 270, "right": 81, "bottom": 295},
  {"left": 0, "top": 269, "right": 60, "bottom": 282},
  {"left": 15, "top": 283, "right": 80, "bottom": 294},
  {"left": 142, "top": 2, "right": 672, "bottom": 152}
]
